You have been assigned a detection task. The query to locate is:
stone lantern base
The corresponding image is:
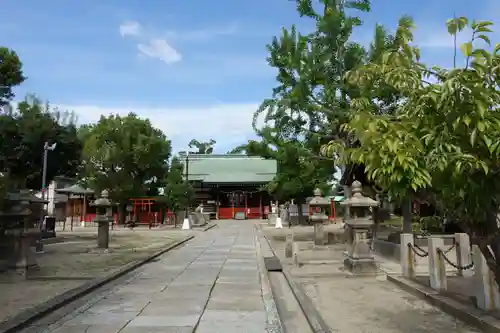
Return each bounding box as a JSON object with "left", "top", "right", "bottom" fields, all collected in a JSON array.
[
  {"left": 343, "top": 257, "right": 379, "bottom": 275},
  {"left": 343, "top": 223, "right": 379, "bottom": 275}
]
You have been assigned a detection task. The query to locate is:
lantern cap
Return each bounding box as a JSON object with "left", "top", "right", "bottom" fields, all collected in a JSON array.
[
  {"left": 340, "top": 181, "right": 379, "bottom": 207},
  {"left": 91, "top": 189, "right": 112, "bottom": 207},
  {"left": 309, "top": 188, "right": 330, "bottom": 206}
]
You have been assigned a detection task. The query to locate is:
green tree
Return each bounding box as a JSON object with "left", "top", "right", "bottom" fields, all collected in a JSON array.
[
  {"left": 324, "top": 16, "right": 500, "bottom": 285},
  {"left": 163, "top": 156, "right": 194, "bottom": 226},
  {"left": 254, "top": 0, "right": 371, "bottom": 147},
  {"left": 81, "top": 113, "right": 171, "bottom": 222},
  {"left": 0, "top": 95, "right": 82, "bottom": 189},
  {"left": 0, "top": 47, "right": 26, "bottom": 105},
  {"left": 188, "top": 139, "right": 216, "bottom": 154},
  {"left": 237, "top": 127, "right": 333, "bottom": 223}
]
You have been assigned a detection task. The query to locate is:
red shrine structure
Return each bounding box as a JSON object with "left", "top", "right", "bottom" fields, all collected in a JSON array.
[{"left": 181, "top": 153, "right": 277, "bottom": 220}]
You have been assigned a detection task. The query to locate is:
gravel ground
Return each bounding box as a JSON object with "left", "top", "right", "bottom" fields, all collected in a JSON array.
[{"left": 300, "top": 276, "right": 481, "bottom": 332}]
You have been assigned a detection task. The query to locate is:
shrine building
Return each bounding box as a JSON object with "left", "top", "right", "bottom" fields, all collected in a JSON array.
[{"left": 180, "top": 153, "right": 277, "bottom": 219}]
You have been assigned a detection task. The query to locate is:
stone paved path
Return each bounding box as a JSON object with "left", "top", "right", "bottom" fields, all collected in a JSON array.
[{"left": 43, "top": 220, "right": 268, "bottom": 333}]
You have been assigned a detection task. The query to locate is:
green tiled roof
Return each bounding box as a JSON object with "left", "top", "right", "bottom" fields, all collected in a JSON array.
[{"left": 180, "top": 154, "right": 277, "bottom": 184}]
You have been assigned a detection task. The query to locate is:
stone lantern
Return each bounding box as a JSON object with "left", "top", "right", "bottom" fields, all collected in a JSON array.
[
  {"left": 2, "top": 193, "right": 39, "bottom": 278},
  {"left": 309, "top": 188, "right": 330, "bottom": 246},
  {"left": 340, "top": 181, "right": 379, "bottom": 274},
  {"left": 91, "top": 190, "right": 113, "bottom": 249}
]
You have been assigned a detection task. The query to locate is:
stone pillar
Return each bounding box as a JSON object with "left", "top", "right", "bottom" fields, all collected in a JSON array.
[
  {"left": 292, "top": 242, "right": 299, "bottom": 266},
  {"left": 400, "top": 233, "right": 415, "bottom": 279},
  {"left": 285, "top": 232, "right": 294, "bottom": 258},
  {"left": 455, "top": 233, "right": 473, "bottom": 277},
  {"left": 428, "top": 237, "right": 447, "bottom": 291},
  {"left": 473, "top": 245, "right": 500, "bottom": 310}
]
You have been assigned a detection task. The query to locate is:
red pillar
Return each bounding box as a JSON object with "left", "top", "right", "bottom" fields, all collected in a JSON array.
[
  {"left": 244, "top": 192, "right": 248, "bottom": 218},
  {"left": 259, "top": 192, "right": 263, "bottom": 219}
]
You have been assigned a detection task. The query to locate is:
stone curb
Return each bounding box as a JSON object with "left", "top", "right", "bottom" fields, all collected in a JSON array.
[
  {"left": 202, "top": 223, "right": 217, "bottom": 231},
  {"left": 386, "top": 275, "right": 500, "bottom": 333},
  {"left": 259, "top": 230, "right": 332, "bottom": 333},
  {"left": 0, "top": 235, "right": 195, "bottom": 333},
  {"left": 254, "top": 226, "right": 284, "bottom": 333}
]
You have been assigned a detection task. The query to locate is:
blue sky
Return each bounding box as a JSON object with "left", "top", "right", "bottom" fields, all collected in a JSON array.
[{"left": 0, "top": 0, "right": 498, "bottom": 152}]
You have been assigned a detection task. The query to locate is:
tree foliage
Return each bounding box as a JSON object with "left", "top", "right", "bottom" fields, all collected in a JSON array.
[
  {"left": 235, "top": 127, "right": 333, "bottom": 214},
  {"left": 0, "top": 47, "right": 25, "bottom": 105},
  {"left": 81, "top": 113, "right": 171, "bottom": 204},
  {"left": 0, "top": 95, "right": 82, "bottom": 189},
  {"left": 322, "top": 16, "right": 500, "bottom": 283},
  {"left": 163, "top": 156, "right": 194, "bottom": 214},
  {"left": 188, "top": 139, "right": 216, "bottom": 154}
]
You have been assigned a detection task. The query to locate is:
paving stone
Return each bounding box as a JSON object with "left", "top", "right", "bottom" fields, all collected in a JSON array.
[
  {"left": 196, "top": 310, "right": 267, "bottom": 333},
  {"left": 61, "top": 312, "right": 137, "bottom": 326},
  {"left": 140, "top": 298, "right": 206, "bottom": 316},
  {"left": 50, "top": 324, "right": 125, "bottom": 333},
  {"left": 24, "top": 220, "right": 268, "bottom": 333},
  {"left": 127, "top": 314, "right": 199, "bottom": 327},
  {"left": 206, "top": 295, "right": 265, "bottom": 311},
  {"left": 120, "top": 326, "right": 194, "bottom": 333},
  {"left": 84, "top": 301, "right": 150, "bottom": 314}
]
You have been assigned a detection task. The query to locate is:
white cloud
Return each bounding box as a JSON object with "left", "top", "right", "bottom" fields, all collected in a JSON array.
[
  {"left": 137, "top": 39, "right": 182, "bottom": 64},
  {"left": 119, "top": 21, "right": 142, "bottom": 37},
  {"left": 57, "top": 102, "right": 266, "bottom": 152}
]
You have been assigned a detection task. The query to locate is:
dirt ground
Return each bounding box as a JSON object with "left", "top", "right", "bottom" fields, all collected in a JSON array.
[{"left": 0, "top": 228, "right": 190, "bottom": 324}]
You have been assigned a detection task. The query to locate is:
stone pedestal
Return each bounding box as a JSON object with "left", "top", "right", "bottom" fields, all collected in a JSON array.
[
  {"left": 96, "top": 219, "right": 110, "bottom": 249},
  {"left": 343, "top": 219, "right": 379, "bottom": 274},
  {"left": 6, "top": 228, "right": 40, "bottom": 279},
  {"left": 314, "top": 222, "right": 324, "bottom": 246}
]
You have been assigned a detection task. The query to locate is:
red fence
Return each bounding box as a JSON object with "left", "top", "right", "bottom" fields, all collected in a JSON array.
[
  {"left": 217, "top": 206, "right": 268, "bottom": 220},
  {"left": 82, "top": 211, "right": 175, "bottom": 225}
]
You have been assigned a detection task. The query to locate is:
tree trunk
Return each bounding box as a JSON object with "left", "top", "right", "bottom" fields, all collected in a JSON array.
[
  {"left": 402, "top": 197, "right": 412, "bottom": 233},
  {"left": 118, "top": 203, "right": 126, "bottom": 225}
]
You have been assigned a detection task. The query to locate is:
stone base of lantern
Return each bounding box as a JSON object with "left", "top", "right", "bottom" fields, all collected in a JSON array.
[{"left": 343, "top": 256, "right": 379, "bottom": 275}]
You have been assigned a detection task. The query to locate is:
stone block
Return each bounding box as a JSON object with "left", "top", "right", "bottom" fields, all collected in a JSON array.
[
  {"left": 400, "top": 233, "right": 415, "bottom": 279},
  {"left": 473, "top": 244, "right": 500, "bottom": 311},
  {"left": 343, "top": 257, "right": 379, "bottom": 275},
  {"left": 455, "top": 233, "right": 473, "bottom": 277},
  {"left": 428, "top": 236, "right": 447, "bottom": 291}
]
